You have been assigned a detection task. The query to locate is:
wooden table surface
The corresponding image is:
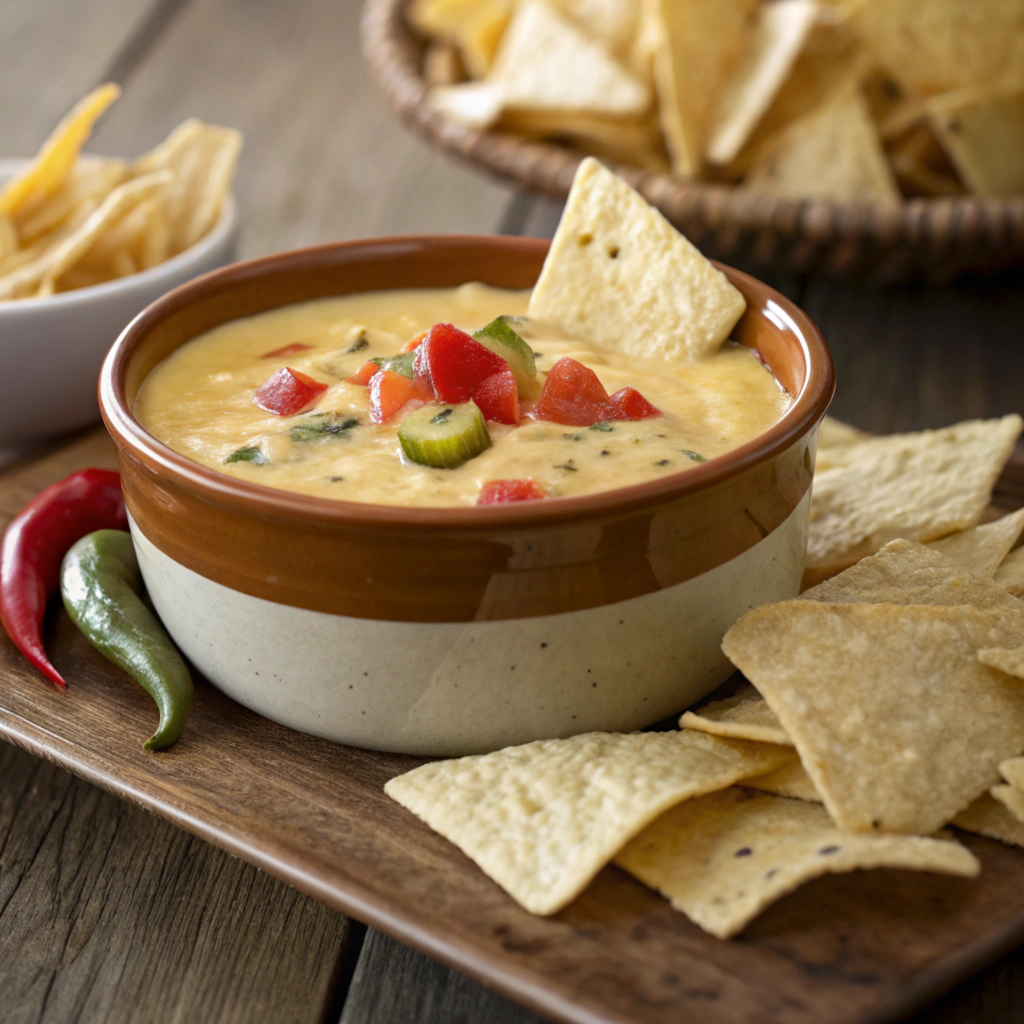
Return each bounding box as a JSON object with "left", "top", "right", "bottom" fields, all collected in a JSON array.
[{"left": 1, "top": 2, "right": 1023, "bottom": 1022}]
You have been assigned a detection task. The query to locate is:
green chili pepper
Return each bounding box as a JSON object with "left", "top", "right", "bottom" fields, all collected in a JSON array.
[{"left": 60, "top": 530, "right": 193, "bottom": 750}]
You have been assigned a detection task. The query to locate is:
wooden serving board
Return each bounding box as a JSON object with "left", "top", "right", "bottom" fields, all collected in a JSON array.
[{"left": 5, "top": 428, "right": 1024, "bottom": 1024}]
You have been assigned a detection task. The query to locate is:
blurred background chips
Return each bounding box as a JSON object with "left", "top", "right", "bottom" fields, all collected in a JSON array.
[
  {"left": 411, "top": 0, "right": 1024, "bottom": 204},
  {"left": 0, "top": 84, "right": 241, "bottom": 301}
]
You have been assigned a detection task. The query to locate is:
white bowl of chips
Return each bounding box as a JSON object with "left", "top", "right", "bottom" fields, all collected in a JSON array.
[{"left": 0, "top": 85, "right": 241, "bottom": 447}]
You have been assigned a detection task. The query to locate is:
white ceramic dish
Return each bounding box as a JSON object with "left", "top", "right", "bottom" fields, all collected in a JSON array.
[{"left": 0, "top": 159, "right": 238, "bottom": 448}]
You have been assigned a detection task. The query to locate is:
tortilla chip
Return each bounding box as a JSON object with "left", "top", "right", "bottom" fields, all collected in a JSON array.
[
  {"left": 528, "top": 158, "right": 746, "bottom": 362},
  {"left": 818, "top": 415, "right": 870, "bottom": 449},
  {"left": 706, "top": 0, "right": 818, "bottom": 167},
  {"left": 722, "top": 600, "right": 1024, "bottom": 834},
  {"left": 996, "top": 547, "right": 1024, "bottom": 599},
  {"left": 557, "top": 0, "right": 639, "bottom": 60},
  {"left": 927, "top": 85, "right": 1024, "bottom": 198},
  {"left": 993, "top": 784, "right": 1024, "bottom": 824},
  {"left": 680, "top": 682, "right": 792, "bottom": 746},
  {"left": 744, "top": 755, "right": 822, "bottom": 802},
  {"left": 133, "top": 119, "right": 242, "bottom": 254},
  {"left": 803, "top": 540, "right": 1024, "bottom": 618},
  {"left": 0, "top": 83, "right": 120, "bottom": 218},
  {"left": 725, "top": 17, "right": 865, "bottom": 178},
  {"left": 457, "top": 0, "right": 512, "bottom": 78},
  {"left": 849, "top": 0, "right": 1024, "bottom": 97},
  {"left": 616, "top": 788, "right": 979, "bottom": 940},
  {"left": 926, "top": 510, "right": 1024, "bottom": 578},
  {"left": 1001, "top": 757, "right": 1024, "bottom": 790},
  {"left": 384, "top": 729, "right": 789, "bottom": 915},
  {"left": 806, "top": 416, "right": 1023, "bottom": 575},
  {"left": 0, "top": 171, "right": 170, "bottom": 301},
  {"left": 979, "top": 647, "right": 1024, "bottom": 682},
  {"left": 953, "top": 793, "right": 1024, "bottom": 848},
  {"left": 651, "top": 0, "right": 758, "bottom": 178},
  {"left": 744, "top": 82, "right": 901, "bottom": 206}
]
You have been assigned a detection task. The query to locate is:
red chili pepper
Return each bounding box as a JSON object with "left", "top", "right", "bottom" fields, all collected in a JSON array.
[{"left": 0, "top": 468, "right": 127, "bottom": 688}]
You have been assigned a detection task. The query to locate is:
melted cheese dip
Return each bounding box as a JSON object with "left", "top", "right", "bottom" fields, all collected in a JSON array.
[{"left": 135, "top": 284, "right": 791, "bottom": 507}]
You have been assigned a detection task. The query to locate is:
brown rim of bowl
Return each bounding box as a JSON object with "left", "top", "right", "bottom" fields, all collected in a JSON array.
[{"left": 100, "top": 235, "right": 835, "bottom": 532}]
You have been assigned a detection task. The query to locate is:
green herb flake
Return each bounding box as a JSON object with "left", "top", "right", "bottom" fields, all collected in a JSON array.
[
  {"left": 590, "top": 421, "right": 614, "bottom": 432},
  {"left": 345, "top": 333, "right": 369, "bottom": 354},
  {"left": 655, "top": 459, "right": 670, "bottom": 467},
  {"left": 431, "top": 408, "right": 454, "bottom": 425},
  {"left": 681, "top": 450, "right": 707, "bottom": 463},
  {"left": 554, "top": 459, "right": 578, "bottom": 472},
  {"left": 562, "top": 432, "right": 585, "bottom": 441},
  {"left": 370, "top": 351, "right": 416, "bottom": 378},
  {"left": 225, "top": 445, "right": 268, "bottom": 465},
  {"left": 289, "top": 415, "right": 360, "bottom": 443}
]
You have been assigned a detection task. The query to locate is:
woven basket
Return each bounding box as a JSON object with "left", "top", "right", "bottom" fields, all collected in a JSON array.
[{"left": 362, "top": 0, "right": 1024, "bottom": 283}]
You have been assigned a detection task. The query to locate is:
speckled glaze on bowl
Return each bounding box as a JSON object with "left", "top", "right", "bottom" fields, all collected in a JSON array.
[{"left": 100, "top": 237, "right": 833, "bottom": 755}]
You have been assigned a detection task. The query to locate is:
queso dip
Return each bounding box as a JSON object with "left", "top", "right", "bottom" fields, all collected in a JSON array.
[{"left": 135, "top": 284, "right": 791, "bottom": 507}]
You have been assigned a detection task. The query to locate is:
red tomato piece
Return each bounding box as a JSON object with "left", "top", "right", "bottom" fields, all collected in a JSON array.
[
  {"left": 531, "top": 357, "right": 611, "bottom": 426},
  {"left": 606, "top": 386, "right": 661, "bottom": 420},
  {"left": 477, "top": 479, "right": 547, "bottom": 505},
  {"left": 254, "top": 367, "right": 328, "bottom": 416},
  {"left": 261, "top": 342, "right": 312, "bottom": 359},
  {"left": 369, "top": 370, "right": 433, "bottom": 424},
  {"left": 473, "top": 368, "right": 520, "bottom": 425},
  {"left": 416, "top": 322, "right": 509, "bottom": 403},
  {"left": 402, "top": 331, "right": 428, "bottom": 353},
  {"left": 345, "top": 360, "right": 379, "bottom": 386}
]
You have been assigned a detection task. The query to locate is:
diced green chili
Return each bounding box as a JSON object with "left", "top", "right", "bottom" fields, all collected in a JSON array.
[
  {"left": 60, "top": 530, "right": 193, "bottom": 750},
  {"left": 681, "top": 450, "right": 707, "bottom": 463},
  {"left": 370, "top": 351, "right": 416, "bottom": 378},
  {"left": 589, "top": 422, "right": 614, "bottom": 432},
  {"left": 289, "top": 415, "right": 359, "bottom": 442}
]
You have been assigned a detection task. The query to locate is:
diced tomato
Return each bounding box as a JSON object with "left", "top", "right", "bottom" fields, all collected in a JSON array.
[
  {"left": 346, "top": 360, "right": 379, "bottom": 386},
  {"left": 416, "top": 322, "right": 509, "bottom": 403},
  {"left": 606, "top": 386, "right": 661, "bottom": 420},
  {"left": 402, "top": 331, "right": 428, "bottom": 353},
  {"left": 254, "top": 367, "right": 328, "bottom": 416},
  {"left": 369, "top": 370, "right": 433, "bottom": 424},
  {"left": 261, "top": 342, "right": 312, "bottom": 359},
  {"left": 531, "top": 357, "right": 611, "bottom": 426},
  {"left": 531, "top": 357, "right": 661, "bottom": 426},
  {"left": 472, "top": 368, "right": 520, "bottom": 425},
  {"left": 477, "top": 479, "right": 547, "bottom": 505}
]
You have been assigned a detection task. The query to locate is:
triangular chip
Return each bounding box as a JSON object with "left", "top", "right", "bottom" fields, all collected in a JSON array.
[
  {"left": 528, "top": 158, "right": 747, "bottom": 362},
  {"left": 384, "top": 729, "right": 789, "bottom": 915},
  {"left": 705, "top": 0, "right": 819, "bottom": 167},
  {"left": 849, "top": 0, "right": 1024, "bottom": 97},
  {"left": 996, "top": 547, "right": 1024, "bottom": 598},
  {"left": 0, "top": 83, "right": 120, "bottom": 218},
  {"left": 803, "top": 539, "right": 1024, "bottom": 618},
  {"left": 680, "top": 682, "right": 792, "bottom": 746},
  {"left": 1000, "top": 757, "right": 1024, "bottom": 790},
  {"left": 744, "top": 755, "right": 821, "bottom": 802},
  {"left": 953, "top": 793, "right": 1024, "bottom": 848},
  {"left": 926, "top": 509, "right": 1024, "bottom": 577},
  {"left": 806, "top": 416, "right": 1023, "bottom": 575},
  {"left": 651, "top": 0, "right": 758, "bottom": 177},
  {"left": 745, "top": 82, "right": 901, "bottom": 205},
  {"left": 979, "top": 647, "right": 1024, "bottom": 681},
  {"left": 927, "top": 85, "right": 1024, "bottom": 197},
  {"left": 616, "top": 788, "right": 978, "bottom": 939},
  {"left": 992, "top": 784, "right": 1024, "bottom": 823},
  {"left": 556, "top": 0, "right": 639, "bottom": 60},
  {"left": 722, "top": 600, "right": 1024, "bottom": 834}
]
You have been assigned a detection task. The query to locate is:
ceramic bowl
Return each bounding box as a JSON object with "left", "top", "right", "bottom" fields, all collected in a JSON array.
[
  {"left": 99, "top": 236, "right": 833, "bottom": 756},
  {"left": 0, "top": 159, "right": 237, "bottom": 448}
]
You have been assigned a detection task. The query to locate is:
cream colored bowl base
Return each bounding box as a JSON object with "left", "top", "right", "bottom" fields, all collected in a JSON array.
[{"left": 130, "top": 491, "right": 809, "bottom": 756}]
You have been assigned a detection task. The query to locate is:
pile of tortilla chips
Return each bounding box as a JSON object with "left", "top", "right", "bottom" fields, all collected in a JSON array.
[
  {"left": 0, "top": 84, "right": 242, "bottom": 301},
  {"left": 410, "top": 0, "right": 1024, "bottom": 203},
  {"left": 384, "top": 162, "right": 1024, "bottom": 939}
]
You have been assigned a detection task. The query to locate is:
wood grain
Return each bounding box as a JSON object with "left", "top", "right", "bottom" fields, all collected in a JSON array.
[
  {"left": 88, "top": 0, "right": 516, "bottom": 259},
  {"left": 0, "top": 741, "right": 356, "bottom": 1024},
  {"left": 4, "top": 431, "right": 1024, "bottom": 1024}
]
